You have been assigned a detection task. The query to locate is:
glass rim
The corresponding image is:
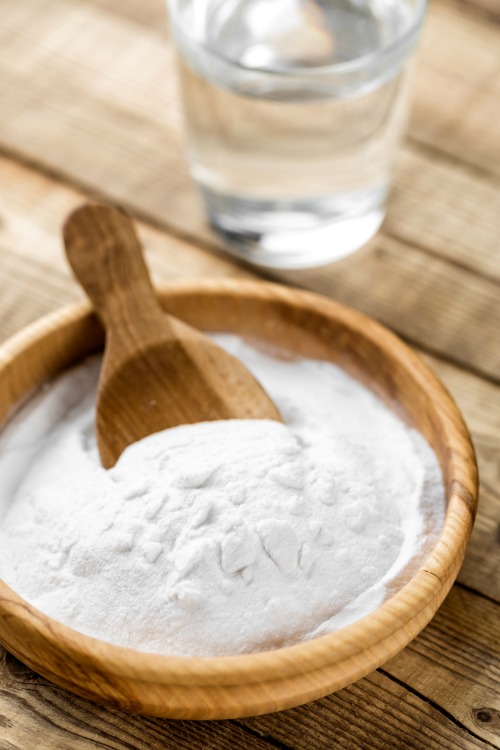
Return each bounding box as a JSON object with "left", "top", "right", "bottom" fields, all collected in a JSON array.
[{"left": 170, "top": 0, "right": 428, "bottom": 78}]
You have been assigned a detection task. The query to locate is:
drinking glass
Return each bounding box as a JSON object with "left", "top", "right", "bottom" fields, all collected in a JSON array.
[{"left": 167, "top": 0, "right": 427, "bottom": 269}]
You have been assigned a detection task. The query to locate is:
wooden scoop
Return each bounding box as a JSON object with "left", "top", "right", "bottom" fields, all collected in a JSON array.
[{"left": 63, "top": 203, "right": 281, "bottom": 468}]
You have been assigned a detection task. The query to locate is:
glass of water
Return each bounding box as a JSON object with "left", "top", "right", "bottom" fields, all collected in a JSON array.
[{"left": 167, "top": 0, "right": 427, "bottom": 269}]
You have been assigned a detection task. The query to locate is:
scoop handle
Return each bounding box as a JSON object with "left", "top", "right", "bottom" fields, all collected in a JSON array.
[{"left": 63, "top": 203, "right": 165, "bottom": 333}]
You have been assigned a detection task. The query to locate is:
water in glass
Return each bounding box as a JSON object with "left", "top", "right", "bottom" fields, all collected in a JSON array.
[{"left": 169, "top": 0, "right": 424, "bottom": 267}]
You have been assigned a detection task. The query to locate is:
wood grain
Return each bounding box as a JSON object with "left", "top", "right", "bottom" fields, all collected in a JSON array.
[
  {"left": 90, "top": 0, "right": 168, "bottom": 27},
  {"left": 0, "top": 153, "right": 251, "bottom": 342},
  {"left": 412, "top": 1, "right": 500, "bottom": 176},
  {"left": 0, "top": 584, "right": 498, "bottom": 747},
  {"left": 289, "top": 235, "right": 500, "bottom": 382},
  {"left": 1, "top": 641, "right": 495, "bottom": 750},
  {"left": 0, "top": 649, "right": 278, "bottom": 750},
  {"left": 387, "top": 147, "right": 500, "bottom": 282},
  {"left": 385, "top": 586, "right": 500, "bottom": 744},
  {"left": 244, "top": 592, "right": 500, "bottom": 747},
  {"left": 446, "top": 0, "right": 500, "bottom": 24}
]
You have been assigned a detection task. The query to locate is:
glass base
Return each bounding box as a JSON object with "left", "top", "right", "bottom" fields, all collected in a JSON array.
[{"left": 202, "top": 187, "right": 387, "bottom": 269}]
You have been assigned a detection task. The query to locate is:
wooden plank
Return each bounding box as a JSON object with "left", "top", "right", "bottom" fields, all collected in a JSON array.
[
  {"left": 412, "top": 1, "right": 500, "bottom": 177},
  {"left": 287, "top": 234, "right": 500, "bottom": 382},
  {"left": 385, "top": 586, "right": 500, "bottom": 745},
  {"left": 0, "top": 0, "right": 190, "bottom": 227},
  {"left": 0, "top": 649, "right": 277, "bottom": 750},
  {"left": 243, "top": 667, "right": 496, "bottom": 750},
  {"left": 89, "top": 0, "right": 500, "bottom": 34},
  {"left": 388, "top": 148, "right": 500, "bottom": 282},
  {"left": 89, "top": 0, "right": 167, "bottom": 27},
  {"left": 0, "top": 649, "right": 485, "bottom": 750},
  {"left": 0, "top": 250, "right": 76, "bottom": 341},
  {"left": 0, "top": 157, "right": 251, "bottom": 341},
  {"left": 446, "top": 0, "right": 500, "bottom": 24},
  {"left": 243, "top": 587, "right": 500, "bottom": 747},
  {"left": 0, "top": 590, "right": 498, "bottom": 749},
  {"left": 459, "top": 503, "right": 500, "bottom": 603}
]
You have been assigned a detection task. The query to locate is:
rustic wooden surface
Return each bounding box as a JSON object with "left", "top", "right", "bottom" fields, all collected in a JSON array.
[{"left": 0, "top": 0, "right": 498, "bottom": 746}]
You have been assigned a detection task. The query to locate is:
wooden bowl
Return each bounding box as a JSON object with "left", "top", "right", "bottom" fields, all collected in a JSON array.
[{"left": 0, "top": 280, "right": 477, "bottom": 720}]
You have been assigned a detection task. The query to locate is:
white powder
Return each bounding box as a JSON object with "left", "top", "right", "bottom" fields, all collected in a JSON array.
[{"left": 0, "top": 335, "right": 445, "bottom": 656}]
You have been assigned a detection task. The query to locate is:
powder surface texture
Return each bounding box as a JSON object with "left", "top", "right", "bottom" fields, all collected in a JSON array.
[{"left": 0, "top": 335, "right": 445, "bottom": 656}]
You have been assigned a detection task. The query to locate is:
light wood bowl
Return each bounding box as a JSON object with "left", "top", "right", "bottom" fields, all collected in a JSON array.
[{"left": 0, "top": 280, "right": 477, "bottom": 720}]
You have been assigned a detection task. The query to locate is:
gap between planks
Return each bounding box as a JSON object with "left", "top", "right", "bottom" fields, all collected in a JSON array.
[{"left": 377, "top": 669, "right": 500, "bottom": 750}]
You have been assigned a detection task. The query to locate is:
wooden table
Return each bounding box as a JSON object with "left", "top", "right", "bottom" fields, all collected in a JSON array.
[{"left": 0, "top": 0, "right": 499, "bottom": 747}]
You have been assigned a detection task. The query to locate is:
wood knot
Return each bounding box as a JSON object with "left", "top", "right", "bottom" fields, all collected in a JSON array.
[
  {"left": 472, "top": 707, "right": 500, "bottom": 733},
  {"left": 476, "top": 709, "right": 493, "bottom": 723}
]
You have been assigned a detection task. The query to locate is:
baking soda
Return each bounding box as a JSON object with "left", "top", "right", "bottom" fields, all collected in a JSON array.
[{"left": 0, "top": 335, "right": 445, "bottom": 656}]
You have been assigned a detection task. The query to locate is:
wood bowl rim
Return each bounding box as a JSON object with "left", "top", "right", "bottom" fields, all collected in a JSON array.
[{"left": 0, "top": 279, "right": 478, "bottom": 687}]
